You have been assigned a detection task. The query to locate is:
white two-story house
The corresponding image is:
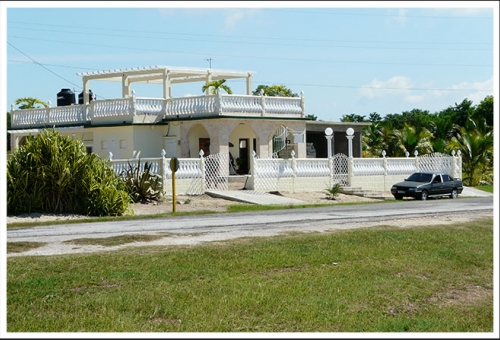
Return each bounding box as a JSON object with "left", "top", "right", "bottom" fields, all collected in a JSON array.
[{"left": 8, "top": 65, "right": 367, "bottom": 175}]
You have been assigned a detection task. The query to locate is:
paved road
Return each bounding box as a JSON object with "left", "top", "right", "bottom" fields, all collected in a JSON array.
[{"left": 8, "top": 197, "right": 494, "bottom": 253}]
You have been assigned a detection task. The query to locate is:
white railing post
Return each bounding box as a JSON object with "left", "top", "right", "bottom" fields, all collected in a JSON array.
[
  {"left": 131, "top": 90, "right": 137, "bottom": 116},
  {"left": 300, "top": 91, "right": 305, "bottom": 118},
  {"left": 348, "top": 157, "right": 353, "bottom": 187},
  {"left": 290, "top": 150, "right": 296, "bottom": 192},
  {"left": 216, "top": 93, "right": 222, "bottom": 115},
  {"left": 199, "top": 149, "right": 206, "bottom": 192},
  {"left": 328, "top": 156, "right": 334, "bottom": 188},
  {"left": 260, "top": 89, "right": 265, "bottom": 117}
]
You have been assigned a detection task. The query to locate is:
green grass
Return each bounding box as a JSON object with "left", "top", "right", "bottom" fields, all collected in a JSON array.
[
  {"left": 475, "top": 185, "right": 493, "bottom": 193},
  {"left": 7, "top": 201, "right": 379, "bottom": 228},
  {"left": 7, "top": 217, "right": 493, "bottom": 332},
  {"left": 7, "top": 241, "right": 48, "bottom": 253}
]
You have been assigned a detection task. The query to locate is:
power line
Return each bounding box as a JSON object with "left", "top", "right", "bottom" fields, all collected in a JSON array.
[
  {"left": 7, "top": 25, "right": 492, "bottom": 51},
  {"left": 7, "top": 59, "right": 492, "bottom": 93},
  {"left": 7, "top": 36, "right": 492, "bottom": 68},
  {"left": 7, "top": 42, "right": 82, "bottom": 91}
]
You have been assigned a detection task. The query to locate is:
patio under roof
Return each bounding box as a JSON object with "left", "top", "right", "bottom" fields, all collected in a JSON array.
[
  {"left": 76, "top": 66, "right": 255, "bottom": 102},
  {"left": 76, "top": 65, "right": 254, "bottom": 84}
]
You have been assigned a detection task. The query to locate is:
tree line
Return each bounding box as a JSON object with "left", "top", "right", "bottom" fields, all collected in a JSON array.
[{"left": 339, "top": 96, "right": 494, "bottom": 186}]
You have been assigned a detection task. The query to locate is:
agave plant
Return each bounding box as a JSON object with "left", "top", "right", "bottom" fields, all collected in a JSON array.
[{"left": 120, "top": 159, "right": 163, "bottom": 203}]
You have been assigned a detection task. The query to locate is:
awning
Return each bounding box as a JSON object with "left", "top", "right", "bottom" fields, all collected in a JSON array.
[{"left": 8, "top": 126, "right": 86, "bottom": 134}]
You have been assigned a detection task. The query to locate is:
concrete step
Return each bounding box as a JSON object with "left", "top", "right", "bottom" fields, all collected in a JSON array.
[{"left": 340, "top": 187, "right": 393, "bottom": 200}]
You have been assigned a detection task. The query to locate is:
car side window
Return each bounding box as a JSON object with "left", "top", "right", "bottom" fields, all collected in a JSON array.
[
  {"left": 442, "top": 174, "right": 451, "bottom": 182},
  {"left": 433, "top": 176, "right": 442, "bottom": 183}
]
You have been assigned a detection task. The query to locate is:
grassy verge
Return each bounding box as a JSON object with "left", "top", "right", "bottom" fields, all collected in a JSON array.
[
  {"left": 7, "top": 217, "right": 493, "bottom": 332},
  {"left": 6, "top": 201, "right": 379, "bottom": 228}
]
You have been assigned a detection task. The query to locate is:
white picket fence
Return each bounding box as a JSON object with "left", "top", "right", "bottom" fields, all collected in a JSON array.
[{"left": 109, "top": 150, "right": 462, "bottom": 195}]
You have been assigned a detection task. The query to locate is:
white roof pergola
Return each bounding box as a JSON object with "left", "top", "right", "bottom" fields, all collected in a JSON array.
[{"left": 76, "top": 65, "right": 255, "bottom": 103}]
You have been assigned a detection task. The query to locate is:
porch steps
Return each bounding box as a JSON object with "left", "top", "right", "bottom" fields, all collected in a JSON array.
[
  {"left": 340, "top": 187, "right": 393, "bottom": 200},
  {"left": 228, "top": 175, "right": 250, "bottom": 190}
]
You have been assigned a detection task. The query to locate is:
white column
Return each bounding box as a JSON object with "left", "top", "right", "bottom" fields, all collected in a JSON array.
[
  {"left": 246, "top": 72, "right": 252, "bottom": 95},
  {"left": 346, "top": 127, "right": 354, "bottom": 158},
  {"left": 325, "top": 127, "right": 333, "bottom": 158},
  {"left": 163, "top": 70, "right": 171, "bottom": 99}
]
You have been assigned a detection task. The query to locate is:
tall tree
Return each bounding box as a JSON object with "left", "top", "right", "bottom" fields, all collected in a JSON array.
[
  {"left": 449, "top": 116, "right": 493, "bottom": 186},
  {"left": 340, "top": 113, "right": 366, "bottom": 122},
  {"left": 440, "top": 98, "right": 474, "bottom": 128},
  {"left": 368, "top": 112, "right": 382, "bottom": 123},
  {"left": 471, "top": 95, "right": 493, "bottom": 127},
  {"left": 384, "top": 109, "right": 432, "bottom": 130},
  {"left": 252, "top": 84, "right": 298, "bottom": 97},
  {"left": 202, "top": 79, "right": 232, "bottom": 95},
  {"left": 15, "top": 97, "right": 48, "bottom": 110},
  {"left": 391, "top": 123, "right": 433, "bottom": 157}
]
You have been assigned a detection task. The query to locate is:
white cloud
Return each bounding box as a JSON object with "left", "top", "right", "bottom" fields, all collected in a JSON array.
[
  {"left": 222, "top": 9, "right": 260, "bottom": 33},
  {"left": 423, "top": 7, "right": 494, "bottom": 17},
  {"left": 359, "top": 76, "right": 494, "bottom": 109},
  {"left": 359, "top": 76, "right": 412, "bottom": 99},
  {"left": 387, "top": 8, "right": 408, "bottom": 25}
]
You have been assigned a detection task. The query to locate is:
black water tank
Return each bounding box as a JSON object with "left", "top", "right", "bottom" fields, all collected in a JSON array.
[
  {"left": 57, "top": 88, "right": 76, "bottom": 106},
  {"left": 78, "top": 89, "right": 95, "bottom": 104}
]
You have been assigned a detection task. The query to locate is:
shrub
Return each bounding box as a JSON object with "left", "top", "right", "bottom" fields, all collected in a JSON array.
[
  {"left": 7, "top": 129, "right": 131, "bottom": 216},
  {"left": 120, "top": 159, "right": 163, "bottom": 203},
  {"left": 325, "top": 183, "right": 341, "bottom": 200}
]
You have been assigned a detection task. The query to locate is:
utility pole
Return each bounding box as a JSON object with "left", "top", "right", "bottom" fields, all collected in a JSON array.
[{"left": 206, "top": 58, "right": 213, "bottom": 68}]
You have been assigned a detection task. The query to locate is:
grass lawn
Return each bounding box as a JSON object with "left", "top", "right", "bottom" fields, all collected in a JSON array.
[{"left": 6, "top": 217, "right": 493, "bottom": 333}]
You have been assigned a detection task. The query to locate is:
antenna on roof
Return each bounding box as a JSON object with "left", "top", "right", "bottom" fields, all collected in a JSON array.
[{"left": 205, "top": 58, "right": 213, "bottom": 69}]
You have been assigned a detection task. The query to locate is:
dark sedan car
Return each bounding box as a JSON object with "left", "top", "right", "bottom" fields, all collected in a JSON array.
[{"left": 390, "top": 172, "right": 463, "bottom": 201}]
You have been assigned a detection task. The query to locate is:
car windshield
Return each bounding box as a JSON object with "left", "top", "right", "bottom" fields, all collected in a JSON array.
[{"left": 407, "top": 173, "right": 432, "bottom": 182}]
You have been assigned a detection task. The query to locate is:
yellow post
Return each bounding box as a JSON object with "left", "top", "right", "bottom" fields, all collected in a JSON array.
[
  {"left": 172, "top": 170, "right": 176, "bottom": 213},
  {"left": 171, "top": 157, "right": 179, "bottom": 212}
]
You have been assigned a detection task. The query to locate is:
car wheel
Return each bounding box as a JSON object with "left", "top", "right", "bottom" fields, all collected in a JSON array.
[
  {"left": 450, "top": 189, "right": 458, "bottom": 199},
  {"left": 420, "top": 190, "right": 428, "bottom": 201},
  {"left": 394, "top": 195, "right": 403, "bottom": 200}
]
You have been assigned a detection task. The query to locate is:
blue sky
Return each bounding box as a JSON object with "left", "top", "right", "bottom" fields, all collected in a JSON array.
[{"left": 1, "top": 1, "right": 498, "bottom": 122}]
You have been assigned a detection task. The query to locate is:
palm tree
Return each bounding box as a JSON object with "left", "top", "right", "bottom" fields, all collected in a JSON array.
[
  {"left": 449, "top": 117, "right": 493, "bottom": 186},
  {"left": 15, "top": 97, "right": 48, "bottom": 110},
  {"left": 201, "top": 79, "right": 232, "bottom": 95},
  {"left": 362, "top": 122, "right": 385, "bottom": 157},
  {"left": 391, "top": 123, "right": 433, "bottom": 157},
  {"left": 429, "top": 115, "right": 455, "bottom": 153}
]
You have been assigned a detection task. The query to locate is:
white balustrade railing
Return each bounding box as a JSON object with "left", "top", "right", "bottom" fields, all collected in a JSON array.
[
  {"left": 386, "top": 158, "right": 417, "bottom": 175},
  {"left": 294, "top": 159, "right": 330, "bottom": 177},
  {"left": 352, "top": 158, "right": 385, "bottom": 176},
  {"left": 135, "top": 98, "right": 166, "bottom": 115},
  {"left": 249, "top": 152, "right": 461, "bottom": 193},
  {"left": 108, "top": 151, "right": 461, "bottom": 195},
  {"left": 91, "top": 98, "right": 132, "bottom": 118},
  {"left": 165, "top": 159, "right": 202, "bottom": 179},
  {"left": 166, "top": 95, "right": 217, "bottom": 116},
  {"left": 10, "top": 105, "right": 85, "bottom": 127},
  {"left": 10, "top": 94, "right": 305, "bottom": 128},
  {"left": 264, "top": 97, "right": 303, "bottom": 115},
  {"left": 219, "top": 95, "right": 263, "bottom": 114}
]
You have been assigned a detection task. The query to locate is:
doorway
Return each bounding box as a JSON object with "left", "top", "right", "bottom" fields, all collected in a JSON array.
[
  {"left": 199, "top": 138, "right": 210, "bottom": 157},
  {"left": 237, "top": 138, "right": 249, "bottom": 174}
]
